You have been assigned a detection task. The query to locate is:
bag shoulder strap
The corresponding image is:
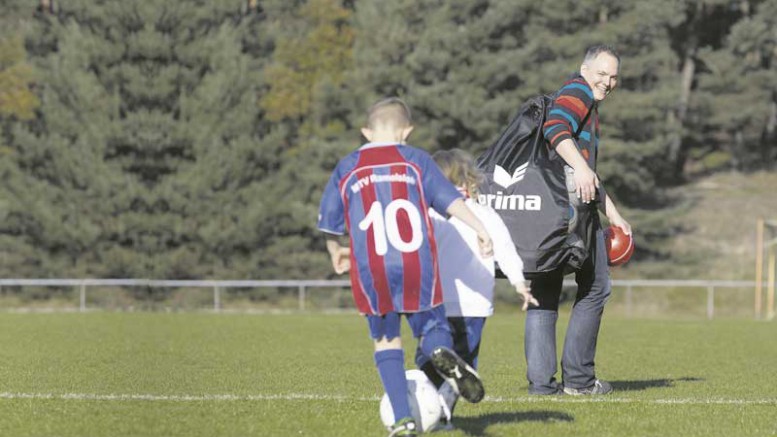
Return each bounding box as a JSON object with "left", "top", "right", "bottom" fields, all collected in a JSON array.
[
  {"left": 545, "top": 91, "right": 595, "bottom": 139},
  {"left": 574, "top": 102, "right": 595, "bottom": 138}
]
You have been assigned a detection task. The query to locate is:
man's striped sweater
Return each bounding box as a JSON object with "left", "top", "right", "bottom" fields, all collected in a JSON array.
[{"left": 542, "top": 73, "right": 599, "bottom": 171}]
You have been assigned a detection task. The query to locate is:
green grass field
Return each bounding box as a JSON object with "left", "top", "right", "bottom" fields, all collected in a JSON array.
[{"left": 0, "top": 311, "right": 775, "bottom": 436}]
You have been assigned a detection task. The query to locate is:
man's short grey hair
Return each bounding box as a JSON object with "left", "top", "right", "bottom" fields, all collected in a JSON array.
[{"left": 584, "top": 44, "right": 621, "bottom": 64}]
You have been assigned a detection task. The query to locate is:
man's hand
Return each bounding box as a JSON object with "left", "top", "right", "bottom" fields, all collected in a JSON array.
[
  {"left": 554, "top": 139, "right": 598, "bottom": 204},
  {"left": 515, "top": 281, "right": 538, "bottom": 311},
  {"left": 573, "top": 165, "right": 599, "bottom": 204},
  {"left": 609, "top": 214, "right": 631, "bottom": 236},
  {"left": 477, "top": 231, "right": 494, "bottom": 258},
  {"left": 330, "top": 246, "right": 351, "bottom": 274}
]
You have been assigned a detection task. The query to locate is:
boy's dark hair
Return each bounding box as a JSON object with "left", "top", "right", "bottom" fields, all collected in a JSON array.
[
  {"left": 367, "top": 97, "right": 412, "bottom": 129},
  {"left": 584, "top": 44, "right": 620, "bottom": 64}
]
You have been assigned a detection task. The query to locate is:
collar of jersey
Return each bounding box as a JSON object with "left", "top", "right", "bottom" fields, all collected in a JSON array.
[{"left": 359, "top": 141, "right": 403, "bottom": 150}]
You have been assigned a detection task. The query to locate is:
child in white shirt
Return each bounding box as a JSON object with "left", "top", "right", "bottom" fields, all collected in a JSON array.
[{"left": 416, "top": 148, "right": 537, "bottom": 429}]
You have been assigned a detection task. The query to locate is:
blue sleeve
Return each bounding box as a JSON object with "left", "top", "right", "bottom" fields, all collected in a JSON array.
[{"left": 317, "top": 167, "right": 346, "bottom": 235}]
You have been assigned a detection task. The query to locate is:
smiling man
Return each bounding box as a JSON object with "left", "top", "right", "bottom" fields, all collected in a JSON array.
[{"left": 521, "top": 45, "right": 632, "bottom": 396}]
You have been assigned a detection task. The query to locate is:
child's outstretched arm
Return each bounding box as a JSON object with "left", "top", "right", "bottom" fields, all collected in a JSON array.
[
  {"left": 487, "top": 210, "right": 538, "bottom": 311},
  {"left": 325, "top": 234, "right": 351, "bottom": 274},
  {"left": 446, "top": 198, "right": 493, "bottom": 258}
]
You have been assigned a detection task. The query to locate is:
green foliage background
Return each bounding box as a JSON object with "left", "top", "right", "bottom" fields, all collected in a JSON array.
[{"left": 0, "top": 0, "right": 775, "bottom": 281}]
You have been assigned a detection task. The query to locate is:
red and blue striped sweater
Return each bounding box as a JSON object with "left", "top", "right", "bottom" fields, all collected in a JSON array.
[{"left": 542, "top": 73, "right": 600, "bottom": 171}]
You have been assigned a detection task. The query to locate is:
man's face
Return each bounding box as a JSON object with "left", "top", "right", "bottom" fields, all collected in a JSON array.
[{"left": 580, "top": 53, "right": 619, "bottom": 101}]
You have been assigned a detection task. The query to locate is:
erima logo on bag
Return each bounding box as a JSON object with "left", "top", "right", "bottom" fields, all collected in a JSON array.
[
  {"left": 478, "top": 191, "right": 541, "bottom": 211},
  {"left": 482, "top": 163, "right": 541, "bottom": 211},
  {"left": 493, "top": 163, "right": 527, "bottom": 188}
]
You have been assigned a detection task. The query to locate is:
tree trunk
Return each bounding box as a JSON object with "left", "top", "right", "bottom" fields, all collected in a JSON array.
[
  {"left": 666, "top": 1, "right": 707, "bottom": 181},
  {"left": 732, "top": 129, "right": 743, "bottom": 171},
  {"left": 765, "top": 97, "right": 776, "bottom": 168},
  {"left": 667, "top": 52, "right": 696, "bottom": 180}
]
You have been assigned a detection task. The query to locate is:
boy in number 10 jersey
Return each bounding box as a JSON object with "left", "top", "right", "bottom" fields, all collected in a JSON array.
[{"left": 317, "top": 98, "right": 494, "bottom": 437}]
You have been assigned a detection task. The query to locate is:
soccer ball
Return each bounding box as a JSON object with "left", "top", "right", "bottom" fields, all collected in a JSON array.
[
  {"left": 604, "top": 225, "right": 634, "bottom": 266},
  {"left": 379, "top": 369, "right": 442, "bottom": 432}
]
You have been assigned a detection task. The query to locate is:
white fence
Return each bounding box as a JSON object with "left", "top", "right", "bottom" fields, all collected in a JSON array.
[{"left": 0, "top": 278, "right": 769, "bottom": 320}]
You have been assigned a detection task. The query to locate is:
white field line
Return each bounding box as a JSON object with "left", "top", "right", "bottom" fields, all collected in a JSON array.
[{"left": 0, "top": 392, "right": 775, "bottom": 406}]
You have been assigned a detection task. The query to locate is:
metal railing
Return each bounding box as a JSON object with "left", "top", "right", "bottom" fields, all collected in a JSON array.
[
  {"left": 607, "top": 279, "right": 764, "bottom": 320},
  {"left": 0, "top": 279, "right": 349, "bottom": 313},
  {"left": 0, "top": 278, "right": 769, "bottom": 319}
]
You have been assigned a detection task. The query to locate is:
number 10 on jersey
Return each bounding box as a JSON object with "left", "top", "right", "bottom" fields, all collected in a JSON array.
[{"left": 359, "top": 199, "right": 423, "bottom": 256}]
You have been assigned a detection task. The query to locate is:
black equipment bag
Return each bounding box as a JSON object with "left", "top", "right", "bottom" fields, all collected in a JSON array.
[{"left": 476, "top": 95, "right": 596, "bottom": 275}]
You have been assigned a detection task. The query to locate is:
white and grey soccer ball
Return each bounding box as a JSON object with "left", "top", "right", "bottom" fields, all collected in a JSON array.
[{"left": 379, "top": 369, "right": 443, "bottom": 432}]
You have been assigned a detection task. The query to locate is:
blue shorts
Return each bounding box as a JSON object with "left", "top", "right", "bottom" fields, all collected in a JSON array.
[{"left": 366, "top": 305, "right": 449, "bottom": 340}]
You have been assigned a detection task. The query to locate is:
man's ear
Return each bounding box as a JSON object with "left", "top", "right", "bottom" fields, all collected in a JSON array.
[
  {"left": 400, "top": 125, "right": 414, "bottom": 143},
  {"left": 361, "top": 127, "right": 373, "bottom": 141},
  {"left": 580, "top": 62, "right": 589, "bottom": 75}
]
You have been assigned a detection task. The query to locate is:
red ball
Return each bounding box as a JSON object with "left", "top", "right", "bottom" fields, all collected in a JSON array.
[{"left": 604, "top": 225, "right": 634, "bottom": 266}]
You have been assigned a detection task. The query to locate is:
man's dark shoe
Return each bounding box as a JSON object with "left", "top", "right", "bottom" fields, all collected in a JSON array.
[
  {"left": 430, "top": 347, "right": 485, "bottom": 403},
  {"left": 388, "top": 417, "right": 417, "bottom": 437},
  {"left": 562, "top": 379, "right": 613, "bottom": 395}
]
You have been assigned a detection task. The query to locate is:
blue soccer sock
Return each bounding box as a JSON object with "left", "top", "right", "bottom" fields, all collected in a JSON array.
[
  {"left": 419, "top": 326, "right": 453, "bottom": 359},
  {"left": 375, "top": 349, "right": 411, "bottom": 422}
]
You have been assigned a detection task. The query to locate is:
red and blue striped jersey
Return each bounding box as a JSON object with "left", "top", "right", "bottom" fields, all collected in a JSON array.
[{"left": 318, "top": 142, "right": 462, "bottom": 315}]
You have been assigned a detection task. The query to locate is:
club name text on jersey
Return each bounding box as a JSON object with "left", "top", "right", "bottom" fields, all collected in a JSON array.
[
  {"left": 350, "top": 173, "right": 417, "bottom": 194},
  {"left": 478, "top": 192, "right": 541, "bottom": 211}
]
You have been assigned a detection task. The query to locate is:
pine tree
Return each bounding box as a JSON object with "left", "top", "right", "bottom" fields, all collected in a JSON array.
[
  {"left": 0, "top": 36, "right": 39, "bottom": 121},
  {"left": 1, "top": 1, "right": 260, "bottom": 280},
  {"left": 249, "top": 0, "right": 355, "bottom": 280},
  {"left": 351, "top": 0, "right": 540, "bottom": 152},
  {"left": 695, "top": 0, "right": 777, "bottom": 171},
  {"left": 0, "top": 1, "right": 42, "bottom": 276}
]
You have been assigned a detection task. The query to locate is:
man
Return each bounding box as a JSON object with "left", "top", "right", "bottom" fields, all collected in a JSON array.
[{"left": 525, "top": 45, "right": 632, "bottom": 395}]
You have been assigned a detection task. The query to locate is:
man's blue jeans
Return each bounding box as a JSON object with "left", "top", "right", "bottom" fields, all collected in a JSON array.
[{"left": 524, "top": 228, "right": 611, "bottom": 394}]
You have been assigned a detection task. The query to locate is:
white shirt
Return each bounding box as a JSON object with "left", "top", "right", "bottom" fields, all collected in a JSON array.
[{"left": 430, "top": 198, "right": 525, "bottom": 317}]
